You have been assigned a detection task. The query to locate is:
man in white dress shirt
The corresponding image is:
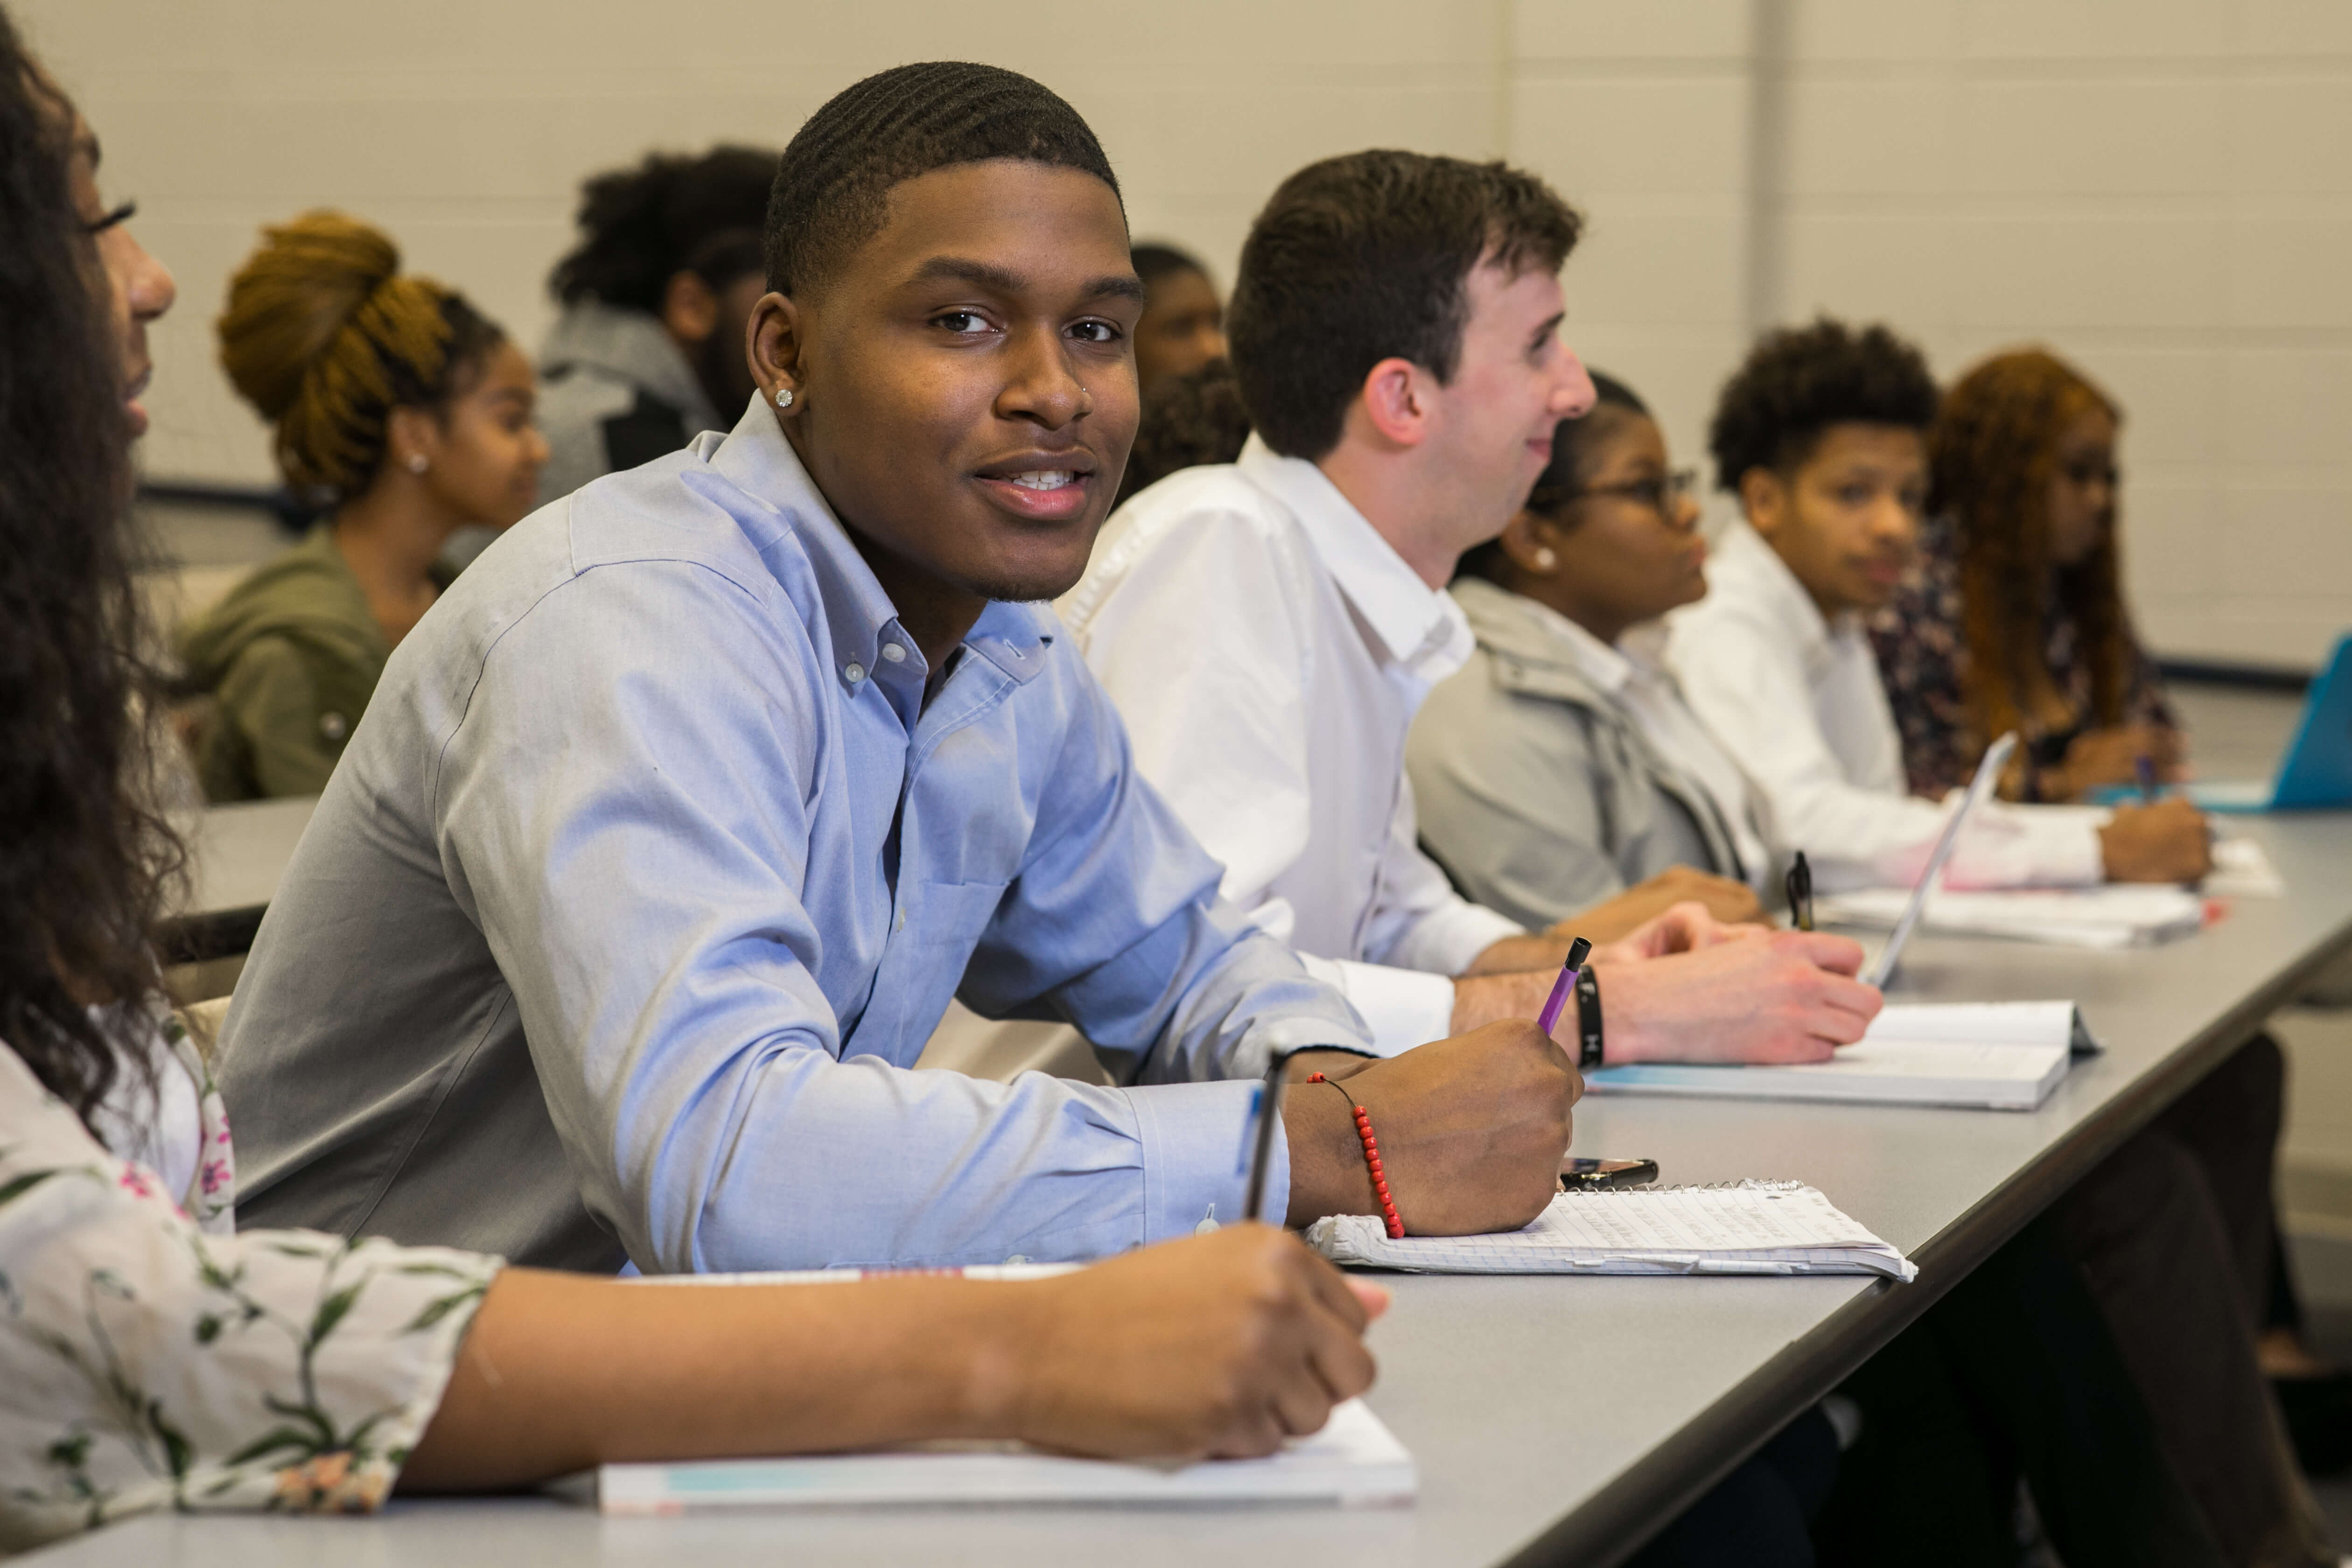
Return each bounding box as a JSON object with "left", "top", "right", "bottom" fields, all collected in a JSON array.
[
  {"left": 1665, "top": 318, "right": 2210, "bottom": 891},
  {"left": 929, "top": 153, "right": 1881, "bottom": 1083}
]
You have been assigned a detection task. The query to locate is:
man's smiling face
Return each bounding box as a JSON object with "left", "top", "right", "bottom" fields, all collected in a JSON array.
[{"left": 763, "top": 159, "right": 1143, "bottom": 605}]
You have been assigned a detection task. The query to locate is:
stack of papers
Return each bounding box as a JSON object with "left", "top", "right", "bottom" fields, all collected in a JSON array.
[
  {"left": 570, "top": 1397, "right": 1416, "bottom": 1514},
  {"left": 1307, "top": 1180, "right": 1916, "bottom": 1281},
  {"left": 1582, "top": 1001, "right": 2094, "bottom": 1112},
  {"left": 1816, "top": 884, "right": 2206, "bottom": 948}
]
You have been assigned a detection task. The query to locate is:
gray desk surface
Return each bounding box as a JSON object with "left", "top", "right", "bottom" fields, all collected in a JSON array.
[{"left": 31, "top": 815, "right": 2352, "bottom": 1568}]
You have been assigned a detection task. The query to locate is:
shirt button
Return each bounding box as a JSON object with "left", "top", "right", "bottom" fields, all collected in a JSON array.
[
  {"left": 844, "top": 663, "right": 865, "bottom": 684},
  {"left": 894, "top": 910, "right": 906, "bottom": 932},
  {"left": 880, "top": 642, "right": 907, "bottom": 664}
]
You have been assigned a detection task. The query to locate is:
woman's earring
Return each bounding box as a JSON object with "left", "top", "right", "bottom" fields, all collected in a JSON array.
[
  {"left": 406, "top": 454, "right": 428, "bottom": 475},
  {"left": 775, "top": 388, "right": 795, "bottom": 409},
  {"left": 1532, "top": 546, "right": 1559, "bottom": 571}
]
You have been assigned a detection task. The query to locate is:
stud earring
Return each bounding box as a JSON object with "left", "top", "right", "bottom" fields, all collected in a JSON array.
[
  {"left": 775, "top": 388, "right": 795, "bottom": 409},
  {"left": 405, "top": 454, "right": 428, "bottom": 475},
  {"left": 1533, "top": 546, "right": 1558, "bottom": 571}
]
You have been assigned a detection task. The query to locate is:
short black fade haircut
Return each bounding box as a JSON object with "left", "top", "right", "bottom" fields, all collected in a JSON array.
[
  {"left": 1226, "top": 150, "right": 1582, "bottom": 461},
  {"left": 550, "top": 145, "right": 779, "bottom": 311},
  {"left": 766, "top": 62, "right": 1122, "bottom": 297},
  {"left": 1707, "top": 317, "right": 1939, "bottom": 492}
]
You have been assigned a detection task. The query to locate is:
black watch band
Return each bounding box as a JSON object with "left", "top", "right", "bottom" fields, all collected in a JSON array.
[{"left": 1575, "top": 966, "right": 1604, "bottom": 1069}]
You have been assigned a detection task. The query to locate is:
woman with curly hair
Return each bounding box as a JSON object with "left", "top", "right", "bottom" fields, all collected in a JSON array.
[
  {"left": 0, "top": 24, "right": 1379, "bottom": 1549},
  {"left": 175, "top": 213, "right": 548, "bottom": 800},
  {"left": 1870, "top": 347, "right": 2180, "bottom": 801}
]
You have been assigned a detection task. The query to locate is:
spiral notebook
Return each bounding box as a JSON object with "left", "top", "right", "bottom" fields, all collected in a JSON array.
[{"left": 1305, "top": 1180, "right": 1917, "bottom": 1281}]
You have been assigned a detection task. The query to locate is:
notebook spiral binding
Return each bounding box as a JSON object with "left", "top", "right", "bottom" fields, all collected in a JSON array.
[{"left": 1559, "top": 1178, "right": 1808, "bottom": 1197}]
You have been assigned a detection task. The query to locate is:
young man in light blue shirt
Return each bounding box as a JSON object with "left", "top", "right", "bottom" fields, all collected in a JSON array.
[{"left": 219, "top": 64, "right": 1575, "bottom": 1276}]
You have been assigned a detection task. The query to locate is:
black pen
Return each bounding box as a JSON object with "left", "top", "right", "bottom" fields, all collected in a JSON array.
[
  {"left": 1785, "top": 850, "right": 1814, "bottom": 932},
  {"left": 1242, "top": 1049, "right": 1288, "bottom": 1224}
]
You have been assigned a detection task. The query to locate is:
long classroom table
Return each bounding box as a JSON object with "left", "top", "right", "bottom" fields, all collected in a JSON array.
[{"left": 30, "top": 814, "right": 2352, "bottom": 1568}]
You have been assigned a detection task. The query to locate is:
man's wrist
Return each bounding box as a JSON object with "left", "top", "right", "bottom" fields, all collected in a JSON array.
[{"left": 1280, "top": 1074, "right": 1377, "bottom": 1226}]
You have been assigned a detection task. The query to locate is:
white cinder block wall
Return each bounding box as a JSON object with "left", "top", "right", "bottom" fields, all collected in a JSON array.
[{"left": 20, "top": 0, "right": 2351, "bottom": 669}]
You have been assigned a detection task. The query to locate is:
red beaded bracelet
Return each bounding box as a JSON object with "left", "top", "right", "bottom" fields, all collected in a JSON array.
[{"left": 1307, "top": 1072, "right": 1403, "bottom": 1239}]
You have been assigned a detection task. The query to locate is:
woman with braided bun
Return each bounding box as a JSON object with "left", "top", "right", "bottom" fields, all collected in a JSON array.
[
  {"left": 1869, "top": 347, "right": 2181, "bottom": 803},
  {"left": 175, "top": 212, "right": 547, "bottom": 800}
]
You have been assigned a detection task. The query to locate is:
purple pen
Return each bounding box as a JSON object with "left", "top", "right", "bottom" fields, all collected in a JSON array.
[{"left": 1536, "top": 936, "right": 1593, "bottom": 1036}]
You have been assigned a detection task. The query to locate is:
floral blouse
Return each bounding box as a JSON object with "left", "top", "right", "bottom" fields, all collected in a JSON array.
[
  {"left": 0, "top": 1014, "right": 503, "bottom": 1551},
  {"left": 1868, "top": 514, "right": 2175, "bottom": 800}
]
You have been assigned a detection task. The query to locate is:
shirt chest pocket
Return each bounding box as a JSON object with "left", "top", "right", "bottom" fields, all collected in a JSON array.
[{"left": 852, "top": 878, "right": 1013, "bottom": 1062}]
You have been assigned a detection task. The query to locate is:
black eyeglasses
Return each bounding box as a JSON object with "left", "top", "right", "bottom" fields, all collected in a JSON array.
[
  {"left": 1558, "top": 468, "right": 1699, "bottom": 518},
  {"left": 84, "top": 198, "right": 136, "bottom": 237}
]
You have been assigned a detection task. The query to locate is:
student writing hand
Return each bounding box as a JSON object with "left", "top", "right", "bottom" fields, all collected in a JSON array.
[
  {"left": 2098, "top": 797, "right": 2212, "bottom": 882},
  {"left": 1596, "top": 931, "right": 1882, "bottom": 1065},
  {"left": 1550, "top": 867, "right": 1766, "bottom": 945},
  {"left": 1006, "top": 1224, "right": 1382, "bottom": 1460},
  {"left": 2055, "top": 724, "right": 2187, "bottom": 800},
  {"left": 1287, "top": 1020, "right": 1578, "bottom": 1236},
  {"left": 1587, "top": 898, "right": 1758, "bottom": 964}
]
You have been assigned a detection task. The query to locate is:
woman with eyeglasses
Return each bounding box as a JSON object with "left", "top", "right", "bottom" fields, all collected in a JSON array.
[
  {"left": 1868, "top": 347, "right": 2181, "bottom": 803},
  {"left": 1407, "top": 372, "right": 1773, "bottom": 932}
]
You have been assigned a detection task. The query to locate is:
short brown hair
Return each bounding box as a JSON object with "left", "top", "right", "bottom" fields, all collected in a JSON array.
[{"left": 1226, "top": 151, "right": 1582, "bottom": 460}]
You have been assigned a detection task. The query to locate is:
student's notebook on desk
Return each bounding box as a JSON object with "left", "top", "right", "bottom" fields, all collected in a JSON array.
[
  {"left": 565, "top": 1397, "right": 1415, "bottom": 1514},
  {"left": 1816, "top": 884, "right": 2206, "bottom": 950},
  {"left": 1582, "top": 1000, "right": 2096, "bottom": 1112},
  {"left": 1307, "top": 1180, "right": 1916, "bottom": 1281}
]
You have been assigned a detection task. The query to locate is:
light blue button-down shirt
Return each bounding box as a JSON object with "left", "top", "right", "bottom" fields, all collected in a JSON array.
[{"left": 220, "top": 401, "right": 1370, "bottom": 1272}]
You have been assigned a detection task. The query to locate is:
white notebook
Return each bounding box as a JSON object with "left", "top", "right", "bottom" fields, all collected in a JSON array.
[
  {"left": 1306, "top": 1180, "right": 1917, "bottom": 1281},
  {"left": 1581, "top": 1001, "right": 2096, "bottom": 1112},
  {"left": 568, "top": 1396, "right": 1415, "bottom": 1514},
  {"left": 1816, "top": 884, "right": 2205, "bottom": 949}
]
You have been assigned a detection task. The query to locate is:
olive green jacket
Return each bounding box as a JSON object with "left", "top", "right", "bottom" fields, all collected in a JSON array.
[{"left": 176, "top": 525, "right": 389, "bottom": 802}]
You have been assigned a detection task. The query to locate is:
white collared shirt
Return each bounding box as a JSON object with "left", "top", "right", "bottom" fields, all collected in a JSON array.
[
  {"left": 1057, "top": 436, "right": 1526, "bottom": 1053},
  {"left": 1665, "top": 520, "right": 2103, "bottom": 891}
]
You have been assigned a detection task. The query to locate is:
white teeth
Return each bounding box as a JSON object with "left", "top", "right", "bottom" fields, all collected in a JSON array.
[{"left": 1007, "top": 471, "right": 1076, "bottom": 490}]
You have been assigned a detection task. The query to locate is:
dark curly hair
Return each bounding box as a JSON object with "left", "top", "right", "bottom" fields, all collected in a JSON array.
[
  {"left": 764, "top": 63, "right": 1121, "bottom": 298},
  {"left": 550, "top": 145, "right": 778, "bottom": 312},
  {"left": 0, "top": 23, "right": 183, "bottom": 1122},
  {"left": 1932, "top": 347, "right": 2133, "bottom": 750},
  {"left": 1228, "top": 151, "right": 1581, "bottom": 461},
  {"left": 1708, "top": 317, "right": 1939, "bottom": 492},
  {"left": 1114, "top": 357, "right": 1251, "bottom": 505}
]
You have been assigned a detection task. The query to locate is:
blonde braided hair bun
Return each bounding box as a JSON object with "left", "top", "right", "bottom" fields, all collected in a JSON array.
[{"left": 217, "top": 210, "right": 463, "bottom": 498}]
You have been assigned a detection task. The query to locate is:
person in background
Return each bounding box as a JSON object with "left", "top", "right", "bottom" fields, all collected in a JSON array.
[
  {"left": 1872, "top": 347, "right": 2181, "bottom": 800},
  {"left": 1113, "top": 355, "right": 1250, "bottom": 506},
  {"left": 534, "top": 145, "right": 778, "bottom": 504},
  {"left": 0, "top": 30, "right": 1383, "bottom": 1548},
  {"left": 175, "top": 213, "right": 546, "bottom": 801},
  {"left": 1874, "top": 344, "right": 2352, "bottom": 1476},
  {"left": 1409, "top": 372, "right": 1773, "bottom": 931},
  {"left": 1665, "top": 317, "right": 2210, "bottom": 894},
  {"left": 1130, "top": 242, "right": 1227, "bottom": 399},
  {"left": 1673, "top": 319, "right": 2329, "bottom": 1564}
]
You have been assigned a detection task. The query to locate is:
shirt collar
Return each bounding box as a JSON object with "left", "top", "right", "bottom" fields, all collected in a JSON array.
[
  {"left": 1235, "top": 434, "right": 1472, "bottom": 683},
  {"left": 702, "top": 399, "right": 1053, "bottom": 693}
]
